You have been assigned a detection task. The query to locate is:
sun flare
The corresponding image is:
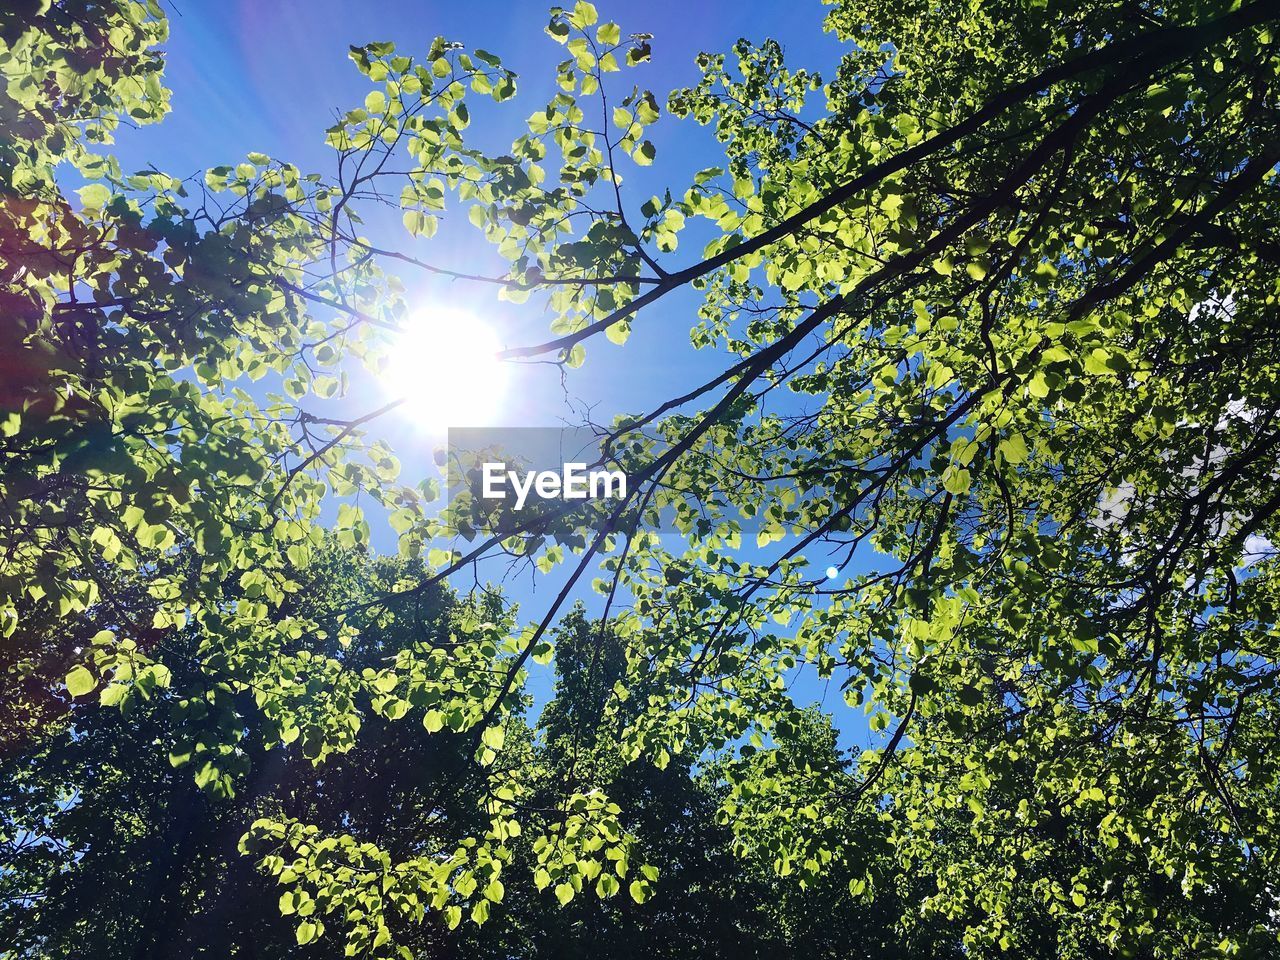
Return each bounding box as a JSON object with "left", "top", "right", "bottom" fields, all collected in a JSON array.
[{"left": 381, "top": 307, "right": 507, "bottom": 428}]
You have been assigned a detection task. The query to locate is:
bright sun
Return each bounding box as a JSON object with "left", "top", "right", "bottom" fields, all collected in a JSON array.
[{"left": 381, "top": 307, "right": 507, "bottom": 428}]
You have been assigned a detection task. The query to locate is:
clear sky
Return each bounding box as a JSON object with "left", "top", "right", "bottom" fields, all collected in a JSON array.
[{"left": 114, "top": 0, "right": 870, "bottom": 746}]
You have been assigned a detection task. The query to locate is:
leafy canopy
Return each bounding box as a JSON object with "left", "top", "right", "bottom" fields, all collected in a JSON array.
[{"left": 3, "top": 1, "right": 1280, "bottom": 958}]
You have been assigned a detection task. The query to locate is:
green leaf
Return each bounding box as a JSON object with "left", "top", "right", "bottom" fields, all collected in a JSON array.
[
  {"left": 547, "top": 17, "right": 571, "bottom": 41},
  {"left": 569, "top": 1, "right": 598, "bottom": 28},
  {"left": 99, "top": 683, "right": 127, "bottom": 707},
  {"left": 627, "top": 42, "right": 652, "bottom": 66},
  {"left": 999, "top": 433, "right": 1029, "bottom": 464},
  {"left": 77, "top": 183, "right": 111, "bottom": 210},
  {"left": 605, "top": 320, "right": 631, "bottom": 345},
  {"left": 626, "top": 42, "right": 652, "bottom": 66},
  {"left": 66, "top": 665, "right": 97, "bottom": 698},
  {"left": 942, "top": 467, "right": 971, "bottom": 496},
  {"left": 596, "top": 873, "right": 620, "bottom": 897}
]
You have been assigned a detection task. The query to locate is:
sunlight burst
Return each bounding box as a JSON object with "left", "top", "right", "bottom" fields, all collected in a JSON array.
[{"left": 382, "top": 307, "right": 507, "bottom": 428}]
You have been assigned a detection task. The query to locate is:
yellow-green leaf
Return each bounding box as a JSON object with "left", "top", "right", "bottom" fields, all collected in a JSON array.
[{"left": 66, "top": 665, "right": 97, "bottom": 698}]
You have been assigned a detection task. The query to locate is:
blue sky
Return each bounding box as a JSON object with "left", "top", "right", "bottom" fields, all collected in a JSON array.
[
  {"left": 113, "top": 0, "right": 871, "bottom": 746},
  {"left": 113, "top": 0, "right": 849, "bottom": 428}
]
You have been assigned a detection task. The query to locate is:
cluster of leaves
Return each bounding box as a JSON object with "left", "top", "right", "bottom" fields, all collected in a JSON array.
[
  {"left": 0, "top": 4, "right": 665, "bottom": 950},
  {"left": 5, "top": 0, "right": 1280, "bottom": 958},
  {"left": 3, "top": 555, "right": 956, "bottom": 959}
]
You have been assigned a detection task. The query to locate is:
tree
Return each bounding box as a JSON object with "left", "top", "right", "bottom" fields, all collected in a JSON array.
[
  {"left": 3, "top": 563, "right": 928, "bottom": 960},
  {"left": 524, "top": 604, "right": 958, "bottom": 959},
  {"left": 1, "top": 541, "right": 496, "bottom": 957},
  {"left": 3, "top": 1, "right": 1280, "bottom": 957}
]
